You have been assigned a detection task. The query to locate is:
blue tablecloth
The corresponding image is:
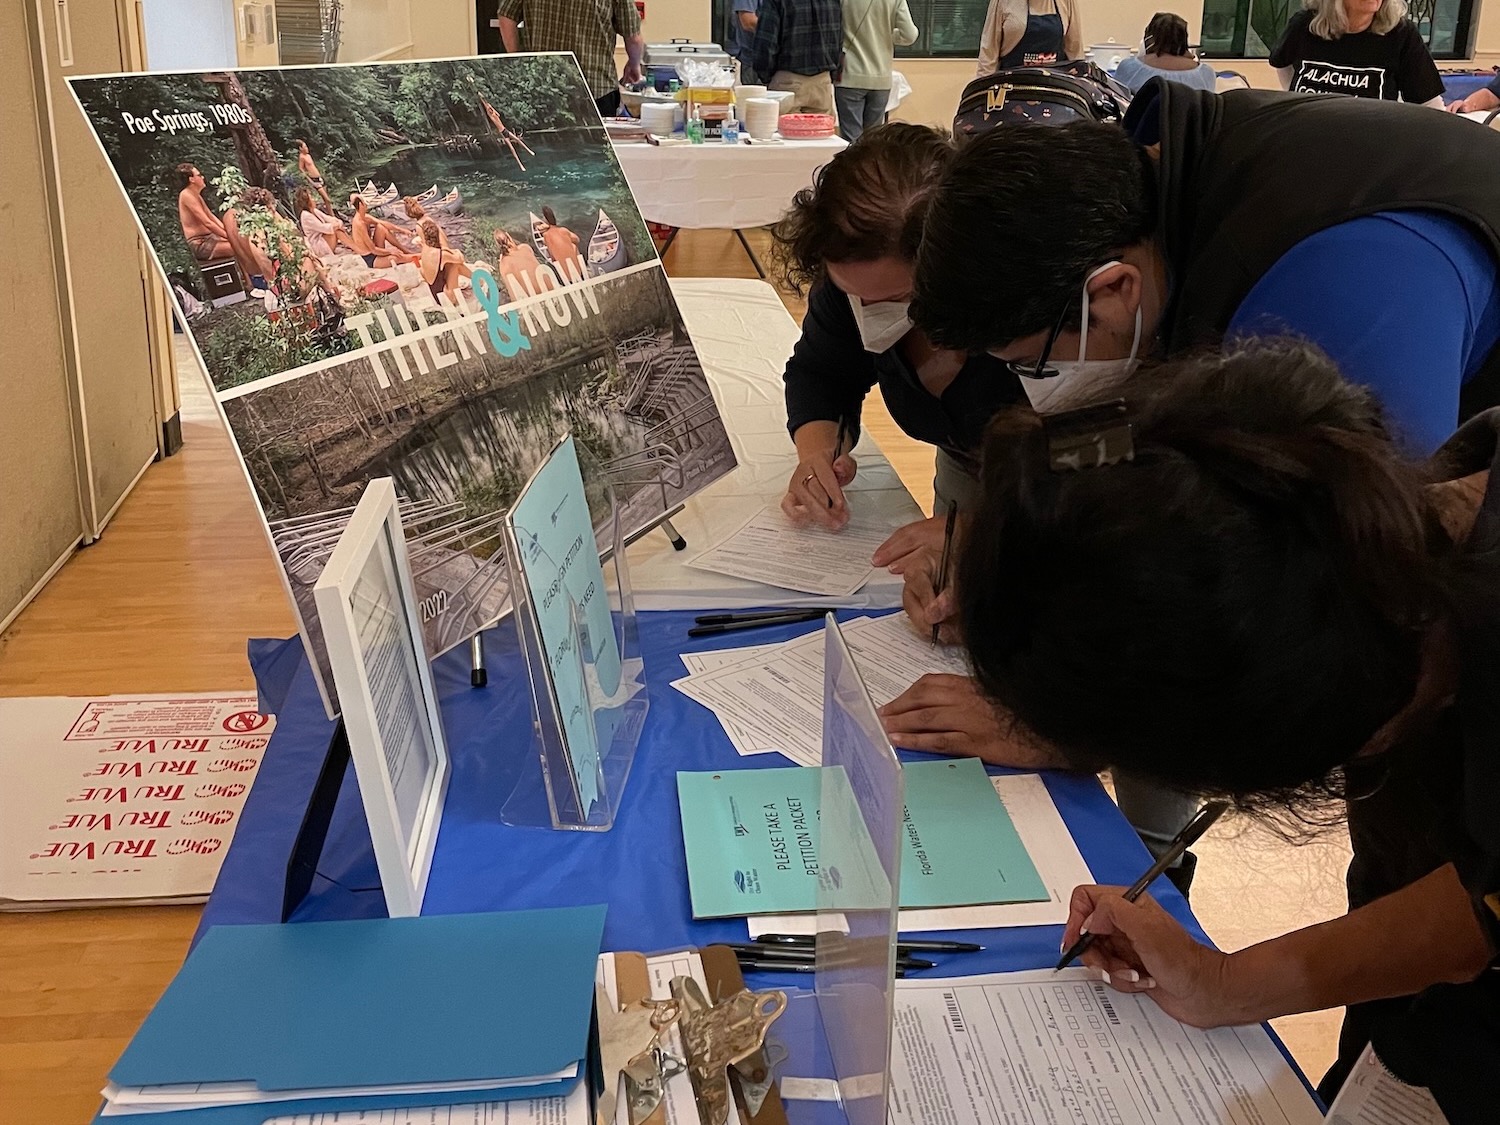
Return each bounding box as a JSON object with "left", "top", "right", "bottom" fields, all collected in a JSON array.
[
  {"left": 201, "top": 609, "right": 1202, "bottom": 978},
  {"left": 1443, "top": 70, "right": 1498, "bottom": 102}
]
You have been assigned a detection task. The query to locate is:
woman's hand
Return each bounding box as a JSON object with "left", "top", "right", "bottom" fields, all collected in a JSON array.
[
  {"left": 899, "top": 562, "right": 958, "bottom": 642},
  {"left": 783, "top": 421, "right": 856, "bottom": 529},
  {"left": 1062, "top": 886, "right": 1259, "bottom": 1029},
  {"left": 872, "top": 514, "right": 951, "bottom": 573},
  {"left": 880, "top": 674, "right": 1068, "bottom": 766}
]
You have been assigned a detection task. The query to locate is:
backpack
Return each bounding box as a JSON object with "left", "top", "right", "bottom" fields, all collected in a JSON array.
[{"left": 953, "top": 59, "right": 1132, "bottom": 141}]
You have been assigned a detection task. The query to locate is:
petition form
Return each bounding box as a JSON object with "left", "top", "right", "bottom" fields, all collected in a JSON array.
[
  {"left": 686, "top": 505, "right": 892, "bottom": 596},
  {"left": 888, "top": 969, "right": 1323, "bottom": 1125}
]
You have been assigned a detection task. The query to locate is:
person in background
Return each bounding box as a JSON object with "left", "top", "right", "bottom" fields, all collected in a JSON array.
[
  {"left": 496, "top": 0, "right": 644, "bottom": 118},
  {"left": 753, "top": 0, "right": 844, "bottom": 116},
  {"left": 1270, "top": 0, "right": 1443, "bottom": 104},
  {"left": 729, "top": 0, "right": 765, "bottom": 85},
  {"left": 347, "top": 194, "right": 419, "bottom": 269},
  {"left": 537, "top": 205, "right": 582, "bottom": 282},
  {"left": 1447, "top": 73, "right": 1500, "bottom": 113},
  {"left": 175, "top": 163, "right": 260, "bottom": 289},
  {"left": 295, "top": 140, "right": 333, "bottom": 208},
  {"left": 295, "top": 186, "right": 356, "bottom": 260},
  {"left": 402, "top": 196, "right": 449, "bottom": 248},
  {"left": 494, "top": 229, "right": 557, "bottom": 300},
  {"left": 834, "top": 0, "right": 918, "bottom": 141},
  {"left": 952, "top": 343, "right": 1499, "bottom": 1119},
  {"left": 772, "top": 123, "right": 1025, "bottom": 565},
  {"left": 1113, "top": 13, "right": 1218, "bottom": 92},
  {"left": 418, "top": 219, "right": 471, "bottom": 305},
  {"left": 976, "top": 0, "right": 1083, "bottom": 76}
]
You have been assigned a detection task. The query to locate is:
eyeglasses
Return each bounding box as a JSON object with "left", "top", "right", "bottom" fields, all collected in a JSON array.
[{"left": 1001, "top": 297, "right": 1072, "bottom": 382}]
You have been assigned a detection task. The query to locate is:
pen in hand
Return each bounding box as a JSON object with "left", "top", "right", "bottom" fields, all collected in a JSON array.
[
  {"left": 931, "top": 500, "right": 959, "bottom": 646},
  {"left": 1054, "top": 799, "right": 1230, "bottom": 972},
  {"left": 828, "top": 415, "right": 854, "bottom": 511}
]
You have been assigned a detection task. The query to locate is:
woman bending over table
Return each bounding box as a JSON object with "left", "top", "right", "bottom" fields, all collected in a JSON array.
[
  {"left": 773, "top": 122, "right": 1025, "bottom": 572},
  {"left": 951, "top": 339, "right": 1498, "bottom": 1118}
]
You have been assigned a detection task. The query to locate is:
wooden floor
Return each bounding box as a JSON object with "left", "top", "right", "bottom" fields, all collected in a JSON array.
[{"left": 0, "top": 228, "right": 1339, "bottom": 1121}]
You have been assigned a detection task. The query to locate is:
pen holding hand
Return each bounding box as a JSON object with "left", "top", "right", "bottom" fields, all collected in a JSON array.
[{"left": 784, "top": 418, "right": 857, "bottom": 530}]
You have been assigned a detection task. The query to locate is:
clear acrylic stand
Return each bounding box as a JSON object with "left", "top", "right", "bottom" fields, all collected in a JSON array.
[
  {"left": 776, "top": 616, "right": 903, "bottom": 1125},
  {"left": 500, "top": 438, "right": 648, "bottom": 832}
]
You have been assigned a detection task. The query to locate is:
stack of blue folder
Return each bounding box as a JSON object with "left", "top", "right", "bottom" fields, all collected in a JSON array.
[{"left": 95, "top": 905, "right": 606, "bottom": 1124}]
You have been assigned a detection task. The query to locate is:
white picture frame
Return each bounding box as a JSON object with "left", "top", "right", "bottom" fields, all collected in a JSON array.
[{"left": 313, "top": 478, "right": 450, "bottom": 916}]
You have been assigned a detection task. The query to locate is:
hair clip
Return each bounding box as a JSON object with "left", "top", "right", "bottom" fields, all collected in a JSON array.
[{"left": 1043, "top": 399, "right": 1135, "bottom": 472}]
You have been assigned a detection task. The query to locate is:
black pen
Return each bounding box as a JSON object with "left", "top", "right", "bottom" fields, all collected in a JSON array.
[
  {"left": 735, "top": 956, "right": 918, "bottom": 977},
  {"left": 694, "top": 609, "right": 820, "bottom": 625},
  {"left": 1054, "top": 799, "right": 1230, "bottom": 972},
  {"left": 931, "top": 500, "right": 959, "bottom": 646},
  {"left": 753, "top": 934, "right": 982, "bottom": 954},
  {"left": 728, "top": 945, "right": 934, "bottom": 970},
  {"left": 827, "top": 414, "right": 854, "bottom": 509},
  {"left": 687, "top": 611, "right": 823, "bottom": 638}
]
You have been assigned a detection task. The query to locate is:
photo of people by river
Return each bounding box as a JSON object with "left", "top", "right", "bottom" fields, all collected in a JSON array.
[
  {"left": 68, "top": 55, "right": 657, "bottom": 391},
  {"left": 67, "top": 57, "right": 731, "bottom": 712}
]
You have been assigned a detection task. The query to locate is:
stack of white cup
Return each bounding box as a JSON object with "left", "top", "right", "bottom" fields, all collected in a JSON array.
[
  {"left": 734, "top": 83, "right": 767, "bottom": 105},
  {"left": 641, "top": 101, "right": 677, "bottom": 136},
  {"left": 742, "top": 97, "right": 780, "bottom": 140}
]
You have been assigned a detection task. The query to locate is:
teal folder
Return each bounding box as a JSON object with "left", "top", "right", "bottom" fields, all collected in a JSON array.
[
  {"left": 678, "top": 760, "right": 1049, "bottom": 918},
  {"left": 103, "top": 905, "right": 605, "bottom": 1120}
]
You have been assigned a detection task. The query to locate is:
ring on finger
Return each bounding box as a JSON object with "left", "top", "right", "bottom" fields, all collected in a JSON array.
[{"left": 802, "top": 473, "right": 816, "bottom": 485}]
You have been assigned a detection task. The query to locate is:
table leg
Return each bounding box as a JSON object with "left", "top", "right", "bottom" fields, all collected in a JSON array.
[
  {"left": 734, "top": 229, "right": 767, "bottom": 279},
  {"left": 658, "top": 226, "right": 681, "bottom": 260}
]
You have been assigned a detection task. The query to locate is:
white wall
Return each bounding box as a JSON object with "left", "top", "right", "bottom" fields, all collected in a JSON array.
[{"left": 141, "top": 0, "right": 236, "bottom": 69}]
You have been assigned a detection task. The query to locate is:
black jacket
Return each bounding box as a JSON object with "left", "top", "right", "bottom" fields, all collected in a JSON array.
[
  {"left": 1127, "top": 80, "right": 1500, "bottom": 420},
  {"left": 782, "top": 278, "right": 1024, "bottom": 469}
]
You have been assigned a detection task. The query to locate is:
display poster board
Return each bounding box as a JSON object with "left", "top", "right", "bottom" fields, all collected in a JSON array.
[
  {"left": 67, "top": 55, "right": 737, "bottom": 715},
  {"left": 314, "top": 478, "right": 450, "bottom": 916}
]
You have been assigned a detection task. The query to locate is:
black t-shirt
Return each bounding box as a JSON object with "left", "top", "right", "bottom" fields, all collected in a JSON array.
[{"left": 1269, "top": 10, "right": 1443, "bottom": 103}]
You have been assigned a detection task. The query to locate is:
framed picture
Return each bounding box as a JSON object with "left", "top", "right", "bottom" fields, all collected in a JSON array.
[{"left": 313, "top": 478, "right": 450, "bottom": 915}]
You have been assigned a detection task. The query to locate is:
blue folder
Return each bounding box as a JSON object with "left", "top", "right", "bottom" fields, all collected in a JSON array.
[{"left": 98, "top": 905, "right": 606, "bottom": 1123}]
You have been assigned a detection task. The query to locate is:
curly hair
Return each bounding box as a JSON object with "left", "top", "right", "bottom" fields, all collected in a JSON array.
[
  {"left": 955, "top": 340, "right": 1490, "bottom": 825},
  {"left": 770, "top": 122, "right": 956, "bottom": 296}
]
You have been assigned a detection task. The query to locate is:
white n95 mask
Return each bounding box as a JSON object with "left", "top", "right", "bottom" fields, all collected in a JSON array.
[
  {"left": 1019, "top": 261, "right": 1142, "bottom": 415},
  {"left": 848, "top": 294, "right": 913, "bottom": 353}
]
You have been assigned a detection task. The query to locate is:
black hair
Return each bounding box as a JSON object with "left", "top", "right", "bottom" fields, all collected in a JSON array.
[
  {"left": 954, "top": 341, "right": 1484, "bottom": 817},
  {"left": 910, "top": 122, "right": 1156, "bottom": 352},
  {"left": 542, "top": 205, "right": 558, "bottom": 225},
  {"left": 771, "top": 122, "right": 956, "bottom": 296},
  {"left": 1144, "top": 12, "right": 1191, "bottom": 56}
]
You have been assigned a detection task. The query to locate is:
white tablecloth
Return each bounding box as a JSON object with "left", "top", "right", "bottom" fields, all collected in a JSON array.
[
  {"left": 612, "top": 136, "right": 848, "bottom": 230},
  {"left": 625, "top": 277, "right": 923, "bottom": 611}
]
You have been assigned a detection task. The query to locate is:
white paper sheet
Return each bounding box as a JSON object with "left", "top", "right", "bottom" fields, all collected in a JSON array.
[
  {"left": 261, "top": 1083, "right": 588, "bottom": 1125},
  {"left": 1326, "top": 1044, "right": 1449, "bottom": 1125},
  {"left": 673, "top": 614, "right": 965, "bottom": 767},
  {"left": 748, "top": 773, "right": 1093, "bottom": 935},
  {"left": 887, "top": 968, "right": 1323, "bottom": 1125},
  {"left": 686, "top": 505, "right": 894, "bottom": 596},
  {"left": 0, "top": 694, "right": 274, "bottom": 909}
]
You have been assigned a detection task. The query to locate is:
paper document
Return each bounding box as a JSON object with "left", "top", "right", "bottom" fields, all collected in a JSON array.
[
  {"left": 673, "top": 614, "right": 965, "bottom": 767},
  {"left": 1326, "top": 1044, "right": 1448, "bottom": 1125},
  {"left": 264, "top": 1083, "right": 588, "bottom": 1125},
  {"left": 748, "top": 772, "right": 1094, "bottom": 935},
  {"left": 678, "top": 759, "right": 1047, "bottom": 918},
  {"left": 888, "top": 969, "right": 1323, "bottom": 1125},
  {"left": 686, "top": 505, "right": 892, "bottom": 596}
]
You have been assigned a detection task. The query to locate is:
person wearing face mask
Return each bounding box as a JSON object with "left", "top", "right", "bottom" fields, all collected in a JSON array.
[
  {"left": 774, "top": 122, "right": 1026, "bottom": 571},
  {"left": 878, "top": 80, "right": 1500, "bottom": 879},
  {"left": 1111, "top": 13, "right": 1218, "bottom": 94}
]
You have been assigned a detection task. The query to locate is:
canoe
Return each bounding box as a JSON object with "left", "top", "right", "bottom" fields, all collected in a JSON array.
[
  {"left": 428, "top": 188, "right": 463, "bottom": 215},
  {"left": 586, "top": 209, "right": 627, "bottom": 275},
  {"left": 414, "top": 184, "right": 440, "bottom": 204}
]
